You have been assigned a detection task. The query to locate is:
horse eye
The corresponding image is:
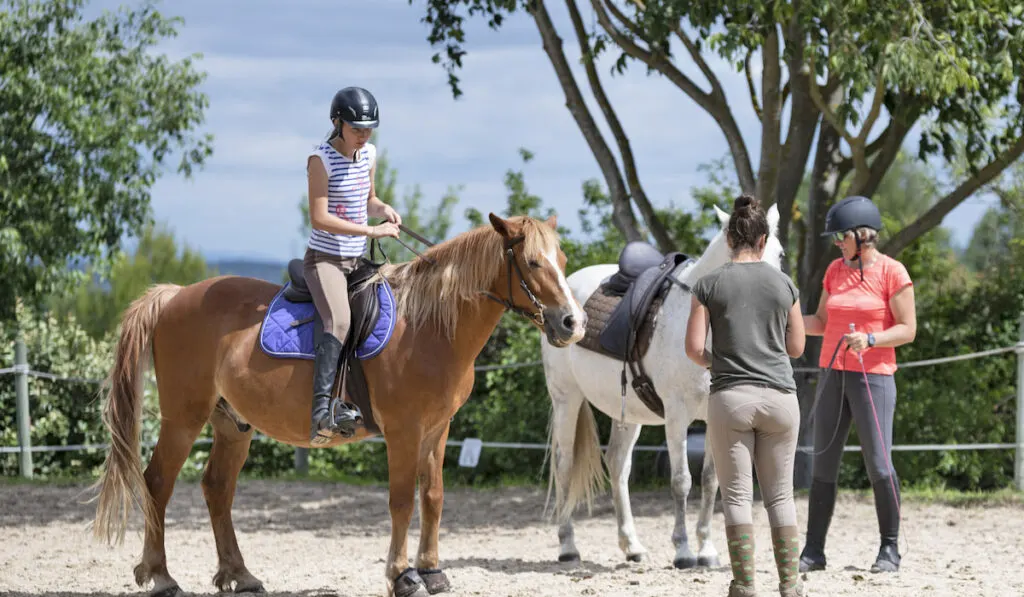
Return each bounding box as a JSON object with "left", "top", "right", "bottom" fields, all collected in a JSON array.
[{"left": 527, "top": 259, "right": 541, "bottom": 269}]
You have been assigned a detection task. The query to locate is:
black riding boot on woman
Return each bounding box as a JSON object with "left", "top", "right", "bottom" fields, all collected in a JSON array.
[
  {"left": 870, "top": 474, "right": 902, "bottom": 572},
  {"left": 799, "top": 476, "right": 902, "bottom": 573},
  {"left": 798, "top": 479, "right": 835, "bottom": 572},
  {"left": 309, "top": 333, "right": 362, "bottom": 445}
]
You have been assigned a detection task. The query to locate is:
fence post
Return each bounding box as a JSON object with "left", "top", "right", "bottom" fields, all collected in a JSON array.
[
  {"left": 295, "top": 447, "right": 308, "bottom": 476},
  {"left": 14, "top": 337, "right": 33, "bottom": 479},
  {"left": 1015, "top": 312, "right": 1024, "bottom": 491}
]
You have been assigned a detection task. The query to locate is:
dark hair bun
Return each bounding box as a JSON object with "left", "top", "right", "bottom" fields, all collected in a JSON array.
[
  {"left": 726, "top": 193, "right": 768, "bottom": 253},
  {"left": 733, "top": 194, "right": 759, "bottom": 216}
]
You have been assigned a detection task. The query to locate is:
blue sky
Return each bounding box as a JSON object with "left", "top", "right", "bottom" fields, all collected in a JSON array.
[{"left": 97, "top": 0, "right": 1000, "bottom": 262}]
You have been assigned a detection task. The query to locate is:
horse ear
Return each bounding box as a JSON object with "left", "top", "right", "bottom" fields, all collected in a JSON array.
[
  {"left": 545, "top": 214, "right": 558, "bottom": 230},
  {"left": 767, "top": 203, "right": 779, "bottom": 233},
  {"left": 714, "top": 205, "right": 730, "bottom": 226},
  {"left": 489, "top": 212, "right": 511, "bottom": 237}
]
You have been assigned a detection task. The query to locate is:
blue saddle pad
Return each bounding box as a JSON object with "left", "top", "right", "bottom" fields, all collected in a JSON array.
[{"left": 259, "top": 281, "right": 397, "bottom": 360}]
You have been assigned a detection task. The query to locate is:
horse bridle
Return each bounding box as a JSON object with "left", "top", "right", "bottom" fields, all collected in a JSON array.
[
  {"left": 480, "top": 235, "right": 547, "bottom": 326},
  {"left": 393, "top": 224, "right": 547, "bottom": 327}
]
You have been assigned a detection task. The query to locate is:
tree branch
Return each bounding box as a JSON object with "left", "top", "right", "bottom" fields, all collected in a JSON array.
[
  {"left": 806, "top": 55, "right": 856, "bottom": 148},
  {"left": 624, "top": 0, "right": 721, "bottom": 93},
  {"left": 673, "top": 21, "right": 725, "bottom": 98},
  {"left": 745, "top": 50, "right": 763, "bottom": 119},
  {"left": 527, "top": 0, "right": 642, "bottom": 241},
  {"left": 836, "top": 119, "right": 893, "bottom": 177},
  {"left": 857, "top": 67, "right": 887, "bottom": 146},
  {"left": 882, "top": 135, "right": 1024, "bottom": 256},
  {"left": 591, "top": 0, "right": 756, "bottom": 193},
  {"left": 859, "top": 115, "right": 916, "bottom": 198},
  {"left": 564, "top": 0, "right": 674, "bottom": 252},
  {"left": 590, "top": 0, "right": 706, "bottom": 102},
  {"left": 601, "top": 0, "right": 645, "bottom": 39}
]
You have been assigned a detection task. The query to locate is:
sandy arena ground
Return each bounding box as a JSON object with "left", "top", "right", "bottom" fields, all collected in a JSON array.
[{"left": 0, "top": 479, "right": 1021, "bottom": 597}]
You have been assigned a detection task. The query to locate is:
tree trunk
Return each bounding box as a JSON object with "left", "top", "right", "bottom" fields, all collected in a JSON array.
[
  {"left": 793, "top": 113, "right": 845, "bottom": 489},
  {"left": 775, "top": 10, "right": 820, "bottom": 273}
]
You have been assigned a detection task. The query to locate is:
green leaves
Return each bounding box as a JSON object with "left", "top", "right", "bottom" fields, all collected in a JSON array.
[
  {"left": 48, "top": 222, "right": 214, "bottom": 339},
  {"left": 0, "top": 0, "right": 213, "bottom": 320},
  {"left": 0, "top": 303, "right": 114, "bottom": 477}
]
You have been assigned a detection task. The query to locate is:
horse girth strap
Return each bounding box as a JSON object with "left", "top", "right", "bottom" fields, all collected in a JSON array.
[{"left": 480, "top": 236, "right": 546, "bottom": 326}]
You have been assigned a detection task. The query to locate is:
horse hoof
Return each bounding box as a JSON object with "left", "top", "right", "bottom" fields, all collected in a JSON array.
[
  {"left": 697, "top": 555, "right": 720, "bottom": 568},
  {"left": 558, "top": 553, "right": 581, "bottom": 563},
  {"left": 393, "top": 568, "right": 430, "bottom": 597},
  {"left": 417, "top": 568, "right": 451, "bottom": 594},
  {"left": 673, "top": 555, "right": 698, "bottom": 569},
  {"left": 151, "top": 585, "right": 183, "bottom": 597},
  {"left": 626, "top": 553, "right": 644, "bottom": 563},
  {"left": 214, "top": 568, "right": 265, "bottom": 593}
]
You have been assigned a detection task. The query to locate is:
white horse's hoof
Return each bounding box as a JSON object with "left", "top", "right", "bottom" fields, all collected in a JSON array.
[{"left": 697, "top": 555, "right": 720, "bottom": 567}]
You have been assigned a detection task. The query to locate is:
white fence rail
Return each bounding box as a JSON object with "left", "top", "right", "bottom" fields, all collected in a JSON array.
[{"left": 4, "top": 315, "right": 1024, "bottom": 489}]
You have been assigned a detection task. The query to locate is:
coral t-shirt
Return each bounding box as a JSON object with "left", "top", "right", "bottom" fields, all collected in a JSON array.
[{"left": 819, "top": 254, "right": 913, "bottom": 374}]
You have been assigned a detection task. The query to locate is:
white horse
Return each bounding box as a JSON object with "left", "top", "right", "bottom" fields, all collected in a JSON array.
[{"left": 541, "top": 203, "right": 784, "bottom": 568}]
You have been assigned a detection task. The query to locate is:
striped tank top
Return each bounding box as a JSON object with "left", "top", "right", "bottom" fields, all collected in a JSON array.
[{"left": 306, "top": 141, "right": 377, "bottom": 257}]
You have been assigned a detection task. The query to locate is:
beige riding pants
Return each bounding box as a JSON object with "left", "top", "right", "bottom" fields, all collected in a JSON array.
[
  {"left": 707, "top": 384, "right": 800, "bottom": 527},
  {"left": 303, "top": 247, "right": 359, "bottom": 341}
]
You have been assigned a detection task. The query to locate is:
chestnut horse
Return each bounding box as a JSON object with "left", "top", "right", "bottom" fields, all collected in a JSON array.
[{"left": 90, "top": 213, "right": 586, "bottom": 597}]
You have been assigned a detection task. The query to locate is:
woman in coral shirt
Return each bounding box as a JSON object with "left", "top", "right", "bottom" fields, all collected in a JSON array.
[{"left": 798, "top": 195, "right": 917, "bottom": 575}]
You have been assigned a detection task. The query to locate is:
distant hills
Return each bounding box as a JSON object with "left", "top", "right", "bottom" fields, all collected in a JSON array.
[{"left": 208, "top": 259, "right": 289, "bottom": 284}]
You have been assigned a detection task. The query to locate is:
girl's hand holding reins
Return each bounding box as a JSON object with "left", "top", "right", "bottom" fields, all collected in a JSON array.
[
  {"left": 368, "top": 222, "right": 400, "bottom": 239},
  {"left": 380, "top": 204, "right": 402, "bottom": 225}
]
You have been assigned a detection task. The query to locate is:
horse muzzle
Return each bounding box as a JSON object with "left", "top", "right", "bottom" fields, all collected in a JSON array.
[{"left": 543, "top": 304, "right": 586, "bottom": 347}]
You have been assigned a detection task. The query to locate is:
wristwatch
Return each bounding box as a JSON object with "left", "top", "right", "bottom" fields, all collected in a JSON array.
[{"left": 867, "top": 333, "right": 876, "bottom": 347}]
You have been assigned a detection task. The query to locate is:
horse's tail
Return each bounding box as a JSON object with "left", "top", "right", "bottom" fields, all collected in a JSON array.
[
  {"left": 91, "top": 283, "right": 182, "bottom": 545},
  {"left": 546, "top": 401, "right": 607, "bottom": 523}
]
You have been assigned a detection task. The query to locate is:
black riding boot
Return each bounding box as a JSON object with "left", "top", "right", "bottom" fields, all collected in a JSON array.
[
  {"left": 799, "top": 479, "right": 837, "bottom": 572},
  {"left": 870, "top": 475, "right": 901, "bottom": 573},
  {"left": 309, "top": 333, "right": 361, "bottom": 445}
]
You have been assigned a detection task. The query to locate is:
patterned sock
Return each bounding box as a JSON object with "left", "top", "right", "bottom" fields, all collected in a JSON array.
[
  {"left": 771, "top": 525, "right": 801, "bottom": 591},
  {"left": 726, "top": 524, "right": 757, "bottom": 588}
]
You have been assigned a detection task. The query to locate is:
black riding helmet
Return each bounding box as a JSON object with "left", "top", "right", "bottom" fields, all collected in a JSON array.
[
  {"left": 823, "top": 195, "right": 882, "bottom": 279},
  {"left": 329, "top": 87, "right": 379, "bottom": 138},
  {"left": 821, "top": 195, "right": 882, "bottom": 236}
]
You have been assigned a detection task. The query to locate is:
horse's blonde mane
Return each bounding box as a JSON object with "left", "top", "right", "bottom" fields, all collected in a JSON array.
[{"left": 381, "top": 216, "right": 558, "bottom": 339}]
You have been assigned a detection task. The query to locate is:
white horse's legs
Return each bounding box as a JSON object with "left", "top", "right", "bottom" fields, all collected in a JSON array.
[
  {"left": 664, "top": 408, "right": 699, "bottom": 569},
  {"left": 549, "top": 389, "right": 585, "bottom": 563},
  {"left": 605, "top": 421, "right": 646, "bottom": 561},
  {"left": 695, "top": 431, "right": 721, "bottom": 566}
]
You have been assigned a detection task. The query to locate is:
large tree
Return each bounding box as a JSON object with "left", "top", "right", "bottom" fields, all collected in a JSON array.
[
  {"left": 412, "top": 0, "right": 1024, "bottom": 301},
  {"left": 0, "top": 0, "right": 212, "bottom": 319}
]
